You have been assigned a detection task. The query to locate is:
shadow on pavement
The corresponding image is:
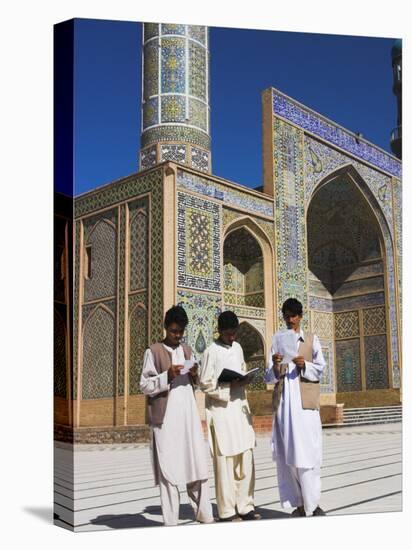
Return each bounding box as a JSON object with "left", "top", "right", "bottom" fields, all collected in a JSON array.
[
  {"left": 255, "top": 506, "right": 291, "bottom": 519},
  {"left": 90, "top": 513, "right": 162, "bottom": 529}
]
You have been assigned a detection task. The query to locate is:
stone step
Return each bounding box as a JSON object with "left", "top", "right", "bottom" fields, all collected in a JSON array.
[
  {"left": 344, "top": 406, "right": 402, "bottom": 413},
  {"left": 344, "top": 411, "right": 402, "bottom": 418}
]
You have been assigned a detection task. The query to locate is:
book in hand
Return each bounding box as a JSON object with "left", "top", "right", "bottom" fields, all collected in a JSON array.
[{"left": 218, "top": 367, "right": 260, "bottom": 383}]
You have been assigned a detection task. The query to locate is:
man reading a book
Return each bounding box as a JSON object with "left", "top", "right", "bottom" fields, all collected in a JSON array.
[
  {"left": 200, "top": 311, "right": 260, "bottom": 522},
  {"left": 139, "top": 305, "right": 214, "bottom": 526},
  {"left": 265, "top": 298, "right": 326, "bottom": 517}
]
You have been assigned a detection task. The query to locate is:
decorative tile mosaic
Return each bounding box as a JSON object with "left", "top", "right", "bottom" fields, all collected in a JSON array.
[
  {"left": 140, "top": 145, "right": 157, "bottom": 170},
  {"left": 129, "top": 304, "right": 147, "bottom": 395},
  {"left": 364, "top": 334, "right": 389, "bottom": 390},
  {"left": 191, "top": 147, "right": 209, "bottom": 172},
  {"left": 188, "top": 25, "right": 206, "bottom": 45},
  {"left": 142, "top": 126, "right": 211, "bottom": 150},
  {"left": 144, "top": 23, "right": 159, "bottom": 41},
  {"left": 273, "top": 119, "right": 308, "bottom": 330},
  {"left": 311, "top": 311, "right": 333, "bottom": 339},
  {"left": 363, "top": 307, "right": 386, "bottom": 337},
  {"left": 129, "top": 205, "right": 148, "bottom": 291},
  {"left": 177, "top": 192, "right": 221, "bottom": 291},
  {"left": 82, "top": 298, "right": 116, "bottom": 324},
  {"left": 333, "top": 292, "right": 385, "bottom": 312},
  {"left": 117, "top": 205, "right": 126, "bottom": 396},
  {"left": 224, "top": 292, "right": 265, "bottom": 308},
  {"left": 143, "top": 40, "right": 158, "bottom": 99},
  {"left": 189, "top": 98, "right": 207, "bottom": 132},
  {"left": 273, "top": 90, "right": 401, "bottom": 178},
  {"left": 392, "top": 177, "right": 402, "bottom": 329},
  {"left": 82, "top": 306, "right": 116, "bottom": 399},
  {"left": 143, "top": 97, "right": 159, "bottom": 129},
  {"left": 75, "top": 168, "right": 162, "bottom": 218},
  {"left": 319, "top": 339, "right": 335, "bottom": 393},
  {"left": 54, "top": 306, "right": 67, "bottom": 398},
  {"left": 83, "top": 215, "right": 117, "bottom": 303},
  {"left": 225, "top": 304, "right": 266, "bottom": 319},
  {"left": 177, "top": 290, "right": 222, "bottom": 363},
  {"left": 333, "top": 276, "right": 384, "bottom": 298},
  {"left": 335, "top": 311, "right": 360, "bottom": 339},
  {"left": 177, "top": 169, "right": 273, "bottom": 217},
  {"left": 73, "top": 220, "right": 81, "bottom": 399},
  {"left": 304, "top": 136, "right": 394, "bottom": 236},
  {"left": 336, "top": 338, "right": 362, "bottom": 393},
  {"left": 189, "top": 41, "right": 207, "bottom": 101},
  {"left": 308, "top": 296, "right": 334, "bottom": 313},
  {"left": 161, "top": 37, "right": 186, "bottom": 94},
  {"left": 160, "top": 144, "right": 187, "bottom": 164},
  {"left": 161, "top": 95, "right": 186, "bottom": 123},
  {"left": 54, "top": 217, "right": 67, "bottom": 303},
  {"left": 161, "top": 23, "right": 186, "bottom": 35}
]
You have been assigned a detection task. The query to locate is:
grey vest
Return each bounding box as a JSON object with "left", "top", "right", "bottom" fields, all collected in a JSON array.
[{"left": 147, "top": 342, "right": 193, "bottom": 426}]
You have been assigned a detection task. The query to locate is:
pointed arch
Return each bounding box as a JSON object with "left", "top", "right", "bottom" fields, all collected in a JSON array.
[{"left": 223, "top": 216, "right": 275, "bottom": 345}]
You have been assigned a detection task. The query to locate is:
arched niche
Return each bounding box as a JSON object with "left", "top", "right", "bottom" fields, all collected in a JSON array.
[
  {"left": 236, "top": 321, "right": 266, "bottom": 390},
  {"left": 307, "top": 165, "right": 395, "bottom": 397}
]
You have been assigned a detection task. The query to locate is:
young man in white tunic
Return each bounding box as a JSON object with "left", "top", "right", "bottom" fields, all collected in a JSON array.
[
  {"left": 265, "top": 298, "right": 327, "bottom": 517},
  {"left": 200, "top": 311, "right": 260, "bottom": 522},
  {"left": 140, "top": 305, "right": 214, "bottom": 527}
]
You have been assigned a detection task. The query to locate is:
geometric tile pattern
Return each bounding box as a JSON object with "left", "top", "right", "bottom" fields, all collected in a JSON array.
[
  {"left": 318, "top": 339, "right": 335, "bottom": 393},
  {"left": 141, "top": 126, "right": 211, "bottom": 150},
  {"left": 273, "top": 89, "right": 401, "bottom": 178},
  {"left": 144, "top": 22, "right": 159, "bottom": 41},
  {"left": 177, "top": 192, "right": 221, "bottom": 291},
  {"left": 273, "top": 119, "right": 308, "bottom": 330},
  {"left": 311, "top": 311, "right": 333, "bottom": 339},
  {"left": 54, "top": 307, "right": 67, "bottom": 398},
  {"left": 82, "top": 306, "right": 116, "bottom": 399},
  {"left": 161, "top": 95, "right": 186, "bottom": 123},
  {"left": 73, "top": 220, "right": 81, "bottom": 400},
  {"left": 363, "top": 307, "right": 386, "bottom": 336},
  {"left": 129, "top": 304, "right": 147, "bottom": 395},
  {"left": 335, "top": 311, "right": 360, "bottom": 339},
  {"left": 84, "top": 217, "right": 117, "bottom": 303},
  {"left": 364, "top": 334, "right": 389, "bottom": 390},
  {"left": 191, "top": 147, "right": 209, "bottom": 172},
  {"left": 161, "top": 23, "right": 185, "bottom": 35},
  {"left": 143, "top": 40, "right": 158, "bottom": 99},
  {"left": 177, "top": 169, "right": 273, "bottom": 217},
  {"left": 129, "top": 206, "right": 148, "bottom": 291},
  {"left": 143, "top": 97, "right": 159, "bottom": 128},
  {"left": 140, "top": 145, "right": 157, "bottom": 169},
  {"left": 304, "top": 136, "right": 395, "bottom": 237},
  {"left": 188, "top": 25, "right": 206, "bottom": 45},
  {"left": 177, "top": 290, "right": 222, "bottom": 364},
  {"left": 189, "top": 98, "right": 207, "bottom": 131},
  {"left": 225, "top": 304, "right": 266, "bottom": 319},
  {"left": 161, "top": 37, "right": 185, "bottom": 94},
  {"left": 332, "top": 292, "right": 385, "bottom": 312},
  {"left": 160, "top": 144, "right": 186, "bottom": 164},
  {"left": 336, "top": 338, "right": 362, "bottom": 393},
  {"left": 117, "top": 205, "right": 126, "bottom": 397},
  {"left": 189, "top": 41, "right": 207, "bottom": 101}
]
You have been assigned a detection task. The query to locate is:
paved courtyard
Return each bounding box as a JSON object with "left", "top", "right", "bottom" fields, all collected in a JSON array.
[{"left": 54, "top": 423, "right": 402, "bottom": 532}]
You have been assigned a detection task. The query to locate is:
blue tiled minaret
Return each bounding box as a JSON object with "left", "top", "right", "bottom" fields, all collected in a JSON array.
[{"left": 140, "top": 23, "right": 211, "bottom": 173}]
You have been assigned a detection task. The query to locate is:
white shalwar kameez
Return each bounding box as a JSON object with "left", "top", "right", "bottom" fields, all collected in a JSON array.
[
  {"left": 140, "top": 343, "right": 213, "bottom": 526},
  {"left": 265, "top": 329, "right": 326, "bottom": 515},
  {"left": 200, "top": 341, "right": 256, "bottom": 519}
]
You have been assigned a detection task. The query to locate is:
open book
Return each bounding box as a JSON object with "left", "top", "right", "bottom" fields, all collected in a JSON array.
[{"left": 218, "top": 367, "right": 260, "bottom": 383}]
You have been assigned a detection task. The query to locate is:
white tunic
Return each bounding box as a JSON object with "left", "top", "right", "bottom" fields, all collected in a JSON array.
[
  {"left": 265, "top": 329, "right": 326, "bottom": 469},
  {"left": 140, "top": 344, "right": 209, "bottom": 486},
  {"left": 200, "top": 341, "right": 256, "bottom": 457}
]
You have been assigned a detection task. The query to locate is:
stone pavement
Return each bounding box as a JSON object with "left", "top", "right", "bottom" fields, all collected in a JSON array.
[{"left": 54, "top": 423, "right": 402, "bottom": 532}]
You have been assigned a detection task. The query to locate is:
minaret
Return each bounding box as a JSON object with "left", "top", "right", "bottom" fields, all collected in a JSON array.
[
  {"left": 140, "top": 23, "right": 211, "bottom": 173},
  {"left": 390, "top": 39, "right": 402, "bottom": 159}
]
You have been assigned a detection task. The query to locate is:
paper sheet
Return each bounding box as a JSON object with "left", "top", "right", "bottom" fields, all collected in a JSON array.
[
  {"left": 275, "top": 329, "right": 297, "bottom": 364},
  {"left": 181, "top": 359, "right": 195, "bottom": 375}
]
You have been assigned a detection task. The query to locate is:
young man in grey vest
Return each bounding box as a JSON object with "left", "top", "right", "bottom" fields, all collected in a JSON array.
[
  {"left": 265, "top": 298, "right": 327, "bottom": 517},
  {"left": 140, "top": 305, "right": 214, "bottom": 526}
]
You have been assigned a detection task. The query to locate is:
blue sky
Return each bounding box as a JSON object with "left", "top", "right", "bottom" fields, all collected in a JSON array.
[{"left": 71, "top": 19, "right": 398, "bottom": 196}]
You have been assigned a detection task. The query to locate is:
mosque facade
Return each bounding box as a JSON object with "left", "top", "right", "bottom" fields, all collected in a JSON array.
[{"left": 54, "top": 23, "right": 402, "bottom": 442}]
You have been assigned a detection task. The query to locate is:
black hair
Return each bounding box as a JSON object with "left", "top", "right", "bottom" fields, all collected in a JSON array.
[
  {"left": 218, "top": 310, "right": 239, "bottom": 331},
  {"left": 281, "top": 298, "right": 303, "bottom": 316},
  {"left": 164, "top": 305, "right": 189, "bottom": 328}
]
